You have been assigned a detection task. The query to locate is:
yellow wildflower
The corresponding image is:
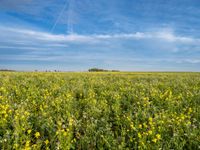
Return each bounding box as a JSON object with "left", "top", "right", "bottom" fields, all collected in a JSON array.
[
  {"left": 148, "top": 130, "right": 153, "bottom": 135},
  {"left": 130, "top": 124, "right": 136, "bottom": 130},
  {"left": 45, "top": 139, "right": 49, "bottom": 145},
  {"left": 188, "top": 107, "right": 192, "bottom": 114},
  {"left": 152, "top": 138, "right": 157, "bottom": 143},
  {"left": 69, "top": 118, "right": 74, "bottom": 126},
  {"left": 138, "top": 133, "right": 142, "bottom": 138},
  {"left": 25, "top": 140, "right": 30, "bottom": 147},
  {"left": 156, "top": 134, "right": 161, "bottom": 140},
  {"left": 139, "top": 124, "right": 142, "bottom": 129},
  {"left": 63, "top": 131, "right": 67, "bottom": 136},
  {"left": 149, "top": 117, "right": 153, "bottom": 122},
  {"left": 27, "top": 129, "right": 32, "bottom": 134},
  {"left": 34, "top": 132, "right": 40, "bottom": 138}
]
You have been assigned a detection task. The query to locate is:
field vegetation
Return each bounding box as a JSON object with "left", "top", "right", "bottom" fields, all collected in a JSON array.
[{"left": 0, "top": 72, "right": 200, "bottom": 149}]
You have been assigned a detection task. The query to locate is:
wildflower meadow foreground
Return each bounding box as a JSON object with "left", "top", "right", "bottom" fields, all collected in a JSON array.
[{"left": 0, "top": 72, "right": 199, "bottom": 149}]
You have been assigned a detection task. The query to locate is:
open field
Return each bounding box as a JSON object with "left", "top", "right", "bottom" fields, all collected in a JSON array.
[{"left": 0, "top": 72, "right": 200, "bottom": 149}]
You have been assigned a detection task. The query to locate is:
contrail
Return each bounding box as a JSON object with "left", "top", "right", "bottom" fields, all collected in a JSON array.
[
  {"left": 50, "top": 0, "right": 68, "bottom": 33},
  {"left": 67, "top": 0, "right": 74, "bottom": 34}
]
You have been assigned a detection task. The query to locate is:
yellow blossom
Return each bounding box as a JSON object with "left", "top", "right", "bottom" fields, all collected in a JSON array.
[
  {"left": 152, "top": 138, "right": 157, "bottom": 143},
  {"left": 25, "top": 140, "right": 30, "bottom": 147},
  {"left": 45, "top": 139, "right": 49, "bottom": 145},
  {"left": 149, "top": 117, "right": 153, "bottom": 122},
  {"left": 34, "top": 132, "right": 40, "bottom": 138},
  {"left": 139, "top": 124, "right": 142, "bottom": 129},
  {"left": 148, "top": 130, "right": 153, "bottom": 135},
  {"left": 63, "top": 131, "right": 67, "bottom": 136},
  {"left": 156, "top": 134, "right": 161, "bottom": 140},
  {"left": 27, "top": 129, "right": 32, "bottom": 134},
  {"left": 188, "top": 107, "right": 192, "bottom": 114},
  {"left": 130, "top": 124, "right": 136, "bottom": 130},
  {"left": 138, "top": 133, "right": 142, "bottom": 138}
]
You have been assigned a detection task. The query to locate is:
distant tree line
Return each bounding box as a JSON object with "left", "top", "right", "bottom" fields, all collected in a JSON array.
[
  {"left": 35, "top": 70, "right": 62, "bottom": 72},
  {"left": 0, "top": 69, "right": 15, "bottom": 72},
  {"left": 88, "top": 68, "right": 120, "bottom": 72}
]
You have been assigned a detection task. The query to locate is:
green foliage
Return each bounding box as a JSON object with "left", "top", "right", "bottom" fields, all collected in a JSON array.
[
  {"left": 0, "top": 72, "right": 200, "bottom": 149},
  {"left": 88, "top": 68, "right": 119, "bottom": 72}
]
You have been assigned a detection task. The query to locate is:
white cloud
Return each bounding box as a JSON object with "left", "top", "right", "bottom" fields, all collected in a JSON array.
[
  {"left": 154, "top": 30, "right": 197, "bottom": 43},
  {"left": 1, "top": 26, "right": 199, "bottom": 45},
  {"left": 178, "top": 59, "right": 200, "bottom": 64}
]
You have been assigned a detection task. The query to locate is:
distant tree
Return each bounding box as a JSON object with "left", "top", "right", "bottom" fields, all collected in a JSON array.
[
  {"left": 111, "top": 70, "right": 120, "bottom": 72},
  {"left": 88, "top": 68, "right": 119, "bottom": 72}
]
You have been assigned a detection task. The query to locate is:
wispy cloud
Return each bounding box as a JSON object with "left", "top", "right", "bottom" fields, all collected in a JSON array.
[{"left": 1, "top": 26, "right": 199, "bottom": 44}]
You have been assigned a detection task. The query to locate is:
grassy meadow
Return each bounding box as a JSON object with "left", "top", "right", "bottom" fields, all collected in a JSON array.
[{"left": 0, "top": 72, "right": 200, "bottom": 149}]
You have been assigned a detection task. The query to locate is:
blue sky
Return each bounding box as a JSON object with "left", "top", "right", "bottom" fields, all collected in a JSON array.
[{"left": 0, "top": 0, "right": 200, "bottom": 71}]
